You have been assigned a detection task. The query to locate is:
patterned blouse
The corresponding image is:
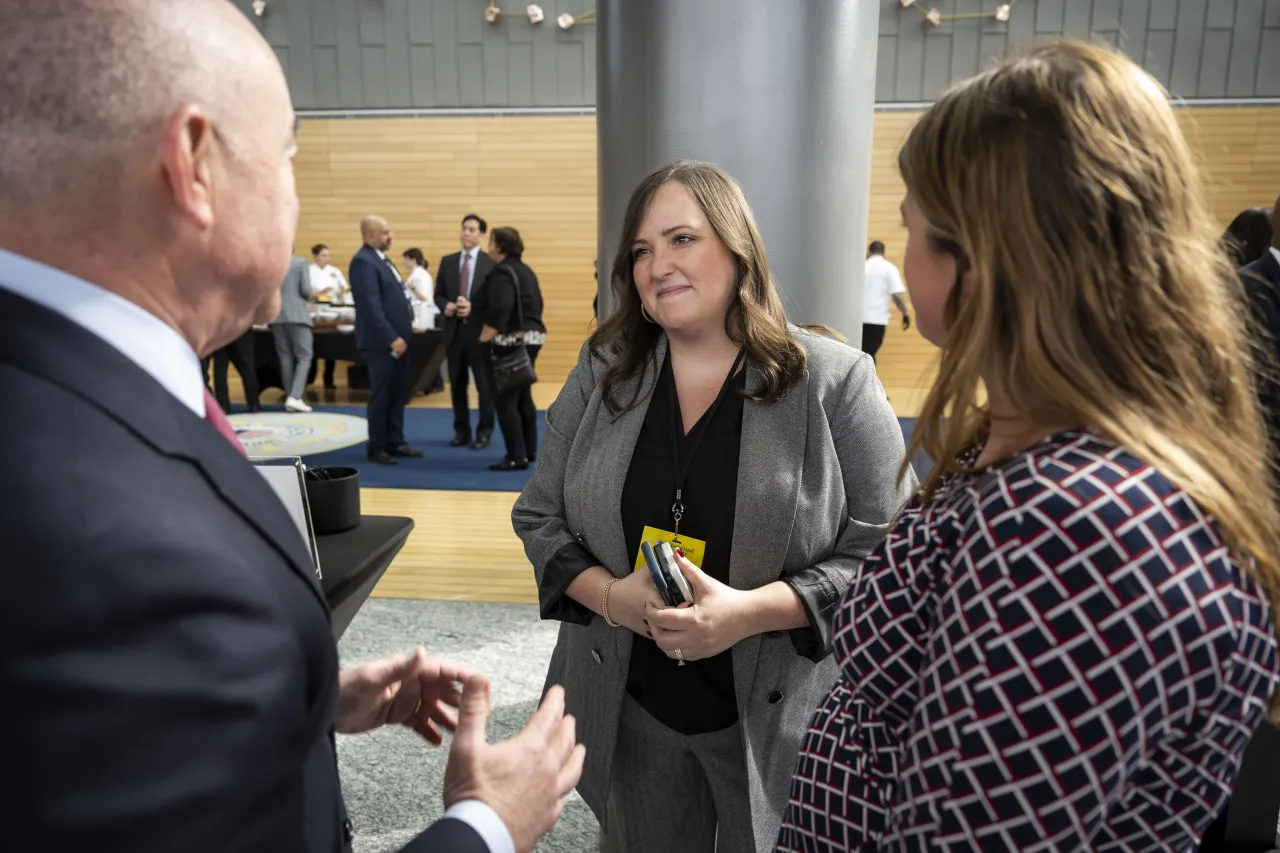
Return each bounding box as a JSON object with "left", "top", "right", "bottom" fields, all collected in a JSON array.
[{"left": 776, "top": 431, "right": 1279, "bottom": 852}]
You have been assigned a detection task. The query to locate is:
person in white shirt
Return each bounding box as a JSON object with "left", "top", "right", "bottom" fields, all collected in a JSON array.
[
  {"left": 309, "top": 243, "right": 349, "bottom": 389},
  {"left": 403, "top": 247, "right": 439, "bottom": 330},
  {"left": 862, "top": 240, "right": 912, "bottom": 364},
  {"left": 309, "top": 243, "right": 350, "bottom": 302},
  {"left": 0, "top": 2, "right": 581, "bottom": 851}
]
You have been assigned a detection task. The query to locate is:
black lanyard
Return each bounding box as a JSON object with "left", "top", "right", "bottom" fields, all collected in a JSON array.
[{"left": 668, "top": 347, "right": 746, "bottom": 540}]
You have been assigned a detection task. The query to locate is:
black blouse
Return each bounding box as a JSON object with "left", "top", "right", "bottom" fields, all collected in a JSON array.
[{"left": 620, "top": 352, "right": 746, "bottom": 735}]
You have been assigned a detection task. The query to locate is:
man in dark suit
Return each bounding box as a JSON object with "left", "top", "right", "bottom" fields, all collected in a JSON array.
[
  {"left": 435, "top": 213, "right": 497, "bottom": 449},
  {"left": 1211, "top": 199, "right": 1280, "bottom": 853},
  {"left": 1241, "top": 200, "right": 1280, "bottom": 462},
  {"left": 0, "top": 3, "right": 583, "bottom": 852},
  {"left": 350, "top": 215, "right": 423, "bottom": 465}
]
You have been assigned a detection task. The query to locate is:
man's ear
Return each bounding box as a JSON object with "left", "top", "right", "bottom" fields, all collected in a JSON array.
[{"left": 160, "top": 105, "right": 216, "bottom": 230}]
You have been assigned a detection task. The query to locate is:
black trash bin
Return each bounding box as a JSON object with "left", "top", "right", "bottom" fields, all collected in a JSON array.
[{"left": 305, "top": 466, "right": 361, "bottom": 535}]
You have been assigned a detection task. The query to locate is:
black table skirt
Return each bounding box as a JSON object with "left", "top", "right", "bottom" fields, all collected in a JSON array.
[
  {"left": 316, "top": 515, "right": 414, "bottom": 641},
  {"left": 253, "top": 328, "right": 445, "bottom": 396}
]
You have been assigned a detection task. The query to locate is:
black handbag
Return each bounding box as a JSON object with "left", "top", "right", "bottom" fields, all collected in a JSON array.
[{"left": 490, "top": 265, "right": 538, "bottom": 396}]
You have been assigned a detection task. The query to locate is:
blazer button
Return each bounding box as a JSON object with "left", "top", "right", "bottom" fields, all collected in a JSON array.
[
  {"left": 767, "top": 690, "right": 784, "bottom": 704},
  {"left": 591, "top": 649, "right": 602, "bottom": 664},
  {"left": 764, "top": 630, "right": 784, "bottom": 638}
]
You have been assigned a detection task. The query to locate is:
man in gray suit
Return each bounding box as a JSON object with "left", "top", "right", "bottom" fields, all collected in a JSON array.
[{"left": 271, "top": 255, "right": 314, "bottom": 412}]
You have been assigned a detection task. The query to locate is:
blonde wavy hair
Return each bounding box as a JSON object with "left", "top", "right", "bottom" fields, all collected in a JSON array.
[{"left": 899, "top": 39, "right": 1280, "bottom": 715}]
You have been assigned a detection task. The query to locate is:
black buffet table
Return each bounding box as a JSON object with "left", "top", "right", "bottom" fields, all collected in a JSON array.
[
  {"left": 317, "top": 515, "right": 414, "bottom": 641},
  {"left": 253, "top": 328, "right": 446, "bottom": 397}
]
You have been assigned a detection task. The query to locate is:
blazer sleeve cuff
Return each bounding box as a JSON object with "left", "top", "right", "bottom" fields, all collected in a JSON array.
[
  {"left": 539, "top": 541, "right": 598, "bottom": 625},
  {"left": 781, "top": 571, "right": 838, "bottom": 662}
]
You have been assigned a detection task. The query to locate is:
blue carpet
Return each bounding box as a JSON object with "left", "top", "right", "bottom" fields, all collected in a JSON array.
[
  {"left": 288, "top": 405, "right": 546, "bottom": 492},
  {"left": 251, "top": 403, "right": 931, "bottom": 492}
]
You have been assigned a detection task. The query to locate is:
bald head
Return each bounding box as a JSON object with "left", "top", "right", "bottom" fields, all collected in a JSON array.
[
  {"left": 0, "top": 0, "right": 302, "bottom": 359},
  {"left": 0, "top": 0, "right": 278, "bottom": 214},
  {"left": 362, "top": 215, "right": 393, "bottom": 252}
]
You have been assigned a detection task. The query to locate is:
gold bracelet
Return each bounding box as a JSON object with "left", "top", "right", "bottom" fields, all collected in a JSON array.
[{"left": 602, "top": 577, "right": 621, "bottom": 627}]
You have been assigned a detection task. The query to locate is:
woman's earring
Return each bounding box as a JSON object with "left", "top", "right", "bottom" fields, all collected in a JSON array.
[{"left": 640, "top": 304, "right": 657, "bottom": 324}]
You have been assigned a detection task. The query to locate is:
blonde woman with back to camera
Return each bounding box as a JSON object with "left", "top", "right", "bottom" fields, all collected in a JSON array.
[
  {"left": 776, "top": 41, "right": 1280, "bottom": 852},
  {"left": 512, "top": 161, "right": 915, "bottom": 852}
]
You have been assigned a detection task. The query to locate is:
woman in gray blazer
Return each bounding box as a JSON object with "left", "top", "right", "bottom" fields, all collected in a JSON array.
[{"left": 512, "top": 161, "right": 914, "bottom": 853}]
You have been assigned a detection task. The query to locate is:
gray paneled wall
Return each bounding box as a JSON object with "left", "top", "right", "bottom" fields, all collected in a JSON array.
[
  {"left": 235, "top": 0, "right": 1280, "bottom": 110},
  {"left": 232, "top": 0, "right": 594, "bottom": 109},
  {"left": 878, "top": 0, "right": 1280, "bottom": 102}
]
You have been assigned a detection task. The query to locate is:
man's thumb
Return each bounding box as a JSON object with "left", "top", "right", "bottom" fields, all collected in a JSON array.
[
  {"left": 363, "top": 652, "right": 418, "bottom": 689},
  {"left": 455, "top": 674, "right": 492, "bottom": 748}
]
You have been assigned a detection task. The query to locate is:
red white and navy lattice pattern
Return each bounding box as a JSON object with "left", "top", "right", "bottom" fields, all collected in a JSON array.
[{"left": 776, "top": 431, "right": 1279, "bottom": 852}]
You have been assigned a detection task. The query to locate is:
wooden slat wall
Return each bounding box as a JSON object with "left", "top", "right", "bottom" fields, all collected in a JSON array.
[
  {"left": 295, "top": 116, "right": 599, "bottom": 383},
  {"left": 296, "top": 108, "right": 1280, "bottom": 398},
  {"left": 870, "top": 107, "right": 1280, "bottom": 399}
]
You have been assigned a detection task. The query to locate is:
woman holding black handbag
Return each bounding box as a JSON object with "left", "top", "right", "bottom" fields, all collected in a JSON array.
[{"left": 478, "top": 226, "right": 546, "bottom": 471}]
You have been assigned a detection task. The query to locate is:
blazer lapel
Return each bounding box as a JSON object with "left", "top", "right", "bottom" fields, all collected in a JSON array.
[
  {"left": 732, "top": 366, "right": 807, "bottom": 588},
  {"left": 182, "top": 428, "right": 327, "bottom": 611},
  {"left": 583, "top": 337, "right": 667, "bottom": 577},
  {"left": 0, "top": 291, "right": 328, "bottom": 612},
  {"left": 729, "top": 365, "right": 808, "bottom": 708}
]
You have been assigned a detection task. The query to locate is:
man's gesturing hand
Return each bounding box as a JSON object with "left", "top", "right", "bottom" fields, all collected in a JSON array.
[{"left": 443, "top": 676, "right": 585, "bottom": 853}]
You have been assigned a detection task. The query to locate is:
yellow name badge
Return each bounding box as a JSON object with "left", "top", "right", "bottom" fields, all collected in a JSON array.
[{"left": 633, "top": 525, "right": 707, "bottom": 572}]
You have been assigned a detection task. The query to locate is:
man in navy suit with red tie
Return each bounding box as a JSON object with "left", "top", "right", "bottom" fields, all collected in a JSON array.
[{"left": 0, "top": 2, "right": 583, "bottom": 852}]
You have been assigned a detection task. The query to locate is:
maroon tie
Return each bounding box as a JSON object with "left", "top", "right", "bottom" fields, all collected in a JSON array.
[
  {"left": 204, "top": 389, "right": 246, "bottom": 456},
  {"left": 460, "top": 252, "right": 472, "bottom": 299}
]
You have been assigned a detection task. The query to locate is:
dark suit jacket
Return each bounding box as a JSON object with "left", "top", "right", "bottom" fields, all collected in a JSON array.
[
  {"left": 434, "top": 248, "right": 495, "bottom": 346},
  {"left": 0, "top": 288, "right": 486, "bottom": 853},
  {"left": 350, "top": 245, "right": 413, "bottom": 352},
  {"left": 1241, "top": 251, "right": 1280, "bottom": 460}
]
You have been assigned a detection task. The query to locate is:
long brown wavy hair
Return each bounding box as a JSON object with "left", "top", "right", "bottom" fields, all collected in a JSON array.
[
  {"left": 591, "top": 160, "right": 805, "bottom": 414},
  {"left": 899, "top": 40, "right": 1280, "bottom": 716}
]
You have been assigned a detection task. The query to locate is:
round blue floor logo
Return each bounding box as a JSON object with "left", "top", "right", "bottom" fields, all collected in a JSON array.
[{"left": 228, "top": 411, "right": 368, "bottom": 456}]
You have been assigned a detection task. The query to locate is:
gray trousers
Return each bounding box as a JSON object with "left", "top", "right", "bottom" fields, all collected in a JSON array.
[
  {"left": 599, "top": 696, "right": 755, "bottom": 853},
  {"left": 271, "top": 323, "right": 313, "bottom": 400}
]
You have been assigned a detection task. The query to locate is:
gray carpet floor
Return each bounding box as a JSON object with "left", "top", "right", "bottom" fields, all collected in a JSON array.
[{"left": 336, "top": 598, "right": 600, "bottom": 853}]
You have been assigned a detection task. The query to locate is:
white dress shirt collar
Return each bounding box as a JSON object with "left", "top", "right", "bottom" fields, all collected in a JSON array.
[
  {"left": 1270, "top": 246, "right": 1280, "bottom": 268},
  {"left": 0, "top": 249, "right": 206, "bottom": 417}
]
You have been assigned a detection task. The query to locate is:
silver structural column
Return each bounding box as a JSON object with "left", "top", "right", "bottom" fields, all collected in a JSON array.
[{"left": 596, "top": 0, "right": 881, "bottom": 346}]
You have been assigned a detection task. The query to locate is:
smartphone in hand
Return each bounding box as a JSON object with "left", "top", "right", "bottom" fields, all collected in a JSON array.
[
  {"left": 640, "top": 541, "right": 678, "bottom": 607},
  {"left": 654, "top": 541, "right": 693, "bottom": 605}
]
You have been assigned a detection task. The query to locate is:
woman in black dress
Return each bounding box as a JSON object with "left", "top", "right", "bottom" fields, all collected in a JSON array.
[{"left": 478, "top": 226, "right": 546, "bottom": 471}]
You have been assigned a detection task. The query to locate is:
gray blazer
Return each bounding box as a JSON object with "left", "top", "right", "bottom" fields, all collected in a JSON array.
[
  {"left": 271, "top": 257, "right": 313, "bottom": 326},
  {"left": 511, "top": 327, "right": 916, "bottom": 849}
]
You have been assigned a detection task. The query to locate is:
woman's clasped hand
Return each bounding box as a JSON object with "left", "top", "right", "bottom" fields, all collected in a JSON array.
[
  {"left": 600, "top": 567, "right": 667, "bottom": 637},
  {"left": 646, "top": 551, "right": 750, "bottom": 662}
]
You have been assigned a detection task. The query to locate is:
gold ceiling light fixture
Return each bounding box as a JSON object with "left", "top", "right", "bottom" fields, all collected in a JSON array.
[
  {"left": 900, "top": 0, "right": 1021, "bottom": 27},
  {"left": 484, "top": 2, "right": 594, "bottom": 27}
]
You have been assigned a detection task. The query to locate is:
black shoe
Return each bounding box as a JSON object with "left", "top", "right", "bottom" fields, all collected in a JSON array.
[
  {"left": 489, "top": 457, "right": 529, "bottom": 471},
  {"left": 248, "top": 404, "right": 262, "bottom": 414},
  {"left": 367, "top": 451, "right": 398, "bottom": 466},
  {"left": 528, "top": 454, "right": 536, "bottom": 463},
  {"left": 450, "top": 434, "right": 472, "bottom": 447},
  {"left": 471, "top": 433, "right": 493, "bottom": 451},
  {"left": 389, "top": 444, "right": 423, "bottom": 458}
]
